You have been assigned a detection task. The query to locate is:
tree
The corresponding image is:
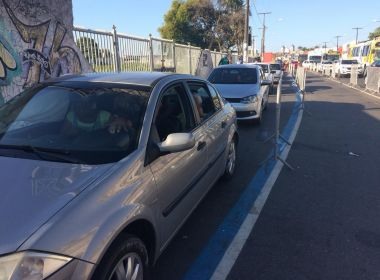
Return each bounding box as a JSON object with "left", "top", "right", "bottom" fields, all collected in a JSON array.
[
  {"left": 159, "top": 0, "right": 245, "bottom": 52},
  {"left": 369, "top": 26, "right": 380, "bottom": 40}
]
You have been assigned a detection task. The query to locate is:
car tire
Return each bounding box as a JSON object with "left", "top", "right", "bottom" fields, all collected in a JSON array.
[
  {"left": 222, "top": 138, "right": 237, "bottom": 181},
  {"left": 92, "top": 234, "right": 150, "bottom": 280}
]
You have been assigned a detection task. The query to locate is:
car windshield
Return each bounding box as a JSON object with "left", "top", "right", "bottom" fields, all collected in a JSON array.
[
  {"left": 270, "top": 64, "right": 281, "bottom": 70},
  {"left": 342, "top": 60, "right": 358, "bottom": 64},
  {"left": 208, "top": 68, "right": 258, "bottom": 84},
  {"left": 0, "top": 83, "right": 150, "bottom": 164},
  {"left": 323, "top": 61, "right": 332, "bottom": 64},
  {"left": 375, "top": 50, "right": 380, "bottom": 61}
]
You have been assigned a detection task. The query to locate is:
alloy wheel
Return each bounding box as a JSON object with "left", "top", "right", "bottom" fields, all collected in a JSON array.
[{"left": 109, "top": 253, "right": 143, "bottom": 280}]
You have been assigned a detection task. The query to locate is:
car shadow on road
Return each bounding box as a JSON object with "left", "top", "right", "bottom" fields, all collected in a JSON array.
[{"left": 306, "top": 85, "right": 332, "bottom": 93}]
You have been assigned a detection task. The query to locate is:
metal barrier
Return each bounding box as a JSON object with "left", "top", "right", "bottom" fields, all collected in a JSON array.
[
  {"left": 366, "top": 67, "right": 380, "bottom": 93},
  {"left": 118, "top": 34, "right": 150, "bottom": 72},
  {"left": 73, "top": 27, "right": 116, "bottom": 73},
  {"left": 73, "top": 26, "right": 228, "bottom": 75}
]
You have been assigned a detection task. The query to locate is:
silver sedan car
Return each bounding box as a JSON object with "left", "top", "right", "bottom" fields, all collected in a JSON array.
[
  {"left": 208, "top": 64, "right": 271, "bottom": 123},
  {"left": 0, "top": 72, "right": 238, "bottom": 279}
]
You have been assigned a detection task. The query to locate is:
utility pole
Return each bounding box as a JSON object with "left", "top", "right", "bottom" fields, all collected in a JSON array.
[
  {"left": 334, "top": 35, "right": 342, "bottom": 52},
  {"left": 258, "top": 12, "right": 271, "bottom": 61},
  {"left": 252, "top": 35, "right": 257, "bottom": 58},
  {"left": 322, "top": 41, "right": 328, "bottom": 61},
  {"left": 352, "top": 27, "right": 362, "bottom": 44},
  {"left": 243, "top": 0, "right": 250, "bottom": 63}
]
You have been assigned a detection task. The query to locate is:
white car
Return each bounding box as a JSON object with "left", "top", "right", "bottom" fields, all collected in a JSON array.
[
  {"left": 319, "top": 61, "right": 333, "bottom": 73},
  {"left": 302, "top": 60, "right": 313, "bottom": 69},
  {"left": 269, "top": 63, "right": 282, "bottom": 84},
  {"left": 334, "top": 59, "right": 364, "bottom": 77},
  {"left": 208, "top": 64, "right": 270, "bottom": 123},
  {"left": 252, "top": 63, "right": 275, "bottom": 93}
]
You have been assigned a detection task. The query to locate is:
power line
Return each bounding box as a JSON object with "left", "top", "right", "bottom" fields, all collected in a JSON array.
[{"left": 251, "top": 1, "right": 263, "bottom": 26}]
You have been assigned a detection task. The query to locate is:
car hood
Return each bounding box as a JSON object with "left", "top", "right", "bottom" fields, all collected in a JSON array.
[
  {"left": 0, "top": 156, "right": 112, "bottom": 255},
  {"left": 213, "top": 83, "right": 260, "bottom": 98}
]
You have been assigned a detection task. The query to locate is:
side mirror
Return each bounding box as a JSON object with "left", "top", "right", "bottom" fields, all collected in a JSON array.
[
  {"left": 261, "top": 80, "right": 272, "bottom": 86},
  {"left": 158, "top": 133, "right": 195, "bottom": 153}
]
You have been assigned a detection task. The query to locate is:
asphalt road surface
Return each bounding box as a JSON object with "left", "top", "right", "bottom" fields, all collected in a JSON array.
[{"left": 227, "top": 72, "right": 380, "bottom": 280}]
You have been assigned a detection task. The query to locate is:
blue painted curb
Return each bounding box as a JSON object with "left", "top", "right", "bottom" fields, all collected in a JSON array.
[{"left": 183, "top": 74, "right": 303, "bottom": 280}]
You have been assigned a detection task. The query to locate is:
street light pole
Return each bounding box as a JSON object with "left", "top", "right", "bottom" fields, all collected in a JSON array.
[
  {"left": 243, "top": 0, "right": 250, "bottom": 63},
  {"left": 335, "top": 35, "right": 342, "bottom": 52},
  {"left": 258, "top": 12, "right": 271, "bottom": 61},
  {"left": 352, "top": 27, "right": 363, "bottom": 44}
]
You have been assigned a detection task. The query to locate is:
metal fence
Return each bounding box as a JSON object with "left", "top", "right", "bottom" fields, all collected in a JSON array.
[{"left": 73, "top": 26, "right": 227, "bottom": 75}]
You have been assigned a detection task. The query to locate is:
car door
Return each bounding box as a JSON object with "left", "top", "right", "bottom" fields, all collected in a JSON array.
[
  {"left": 186, "top": 81, "right": 229, "bottom": 182},
  {"left": 259, "top": 68, "right": 269, "bottom": 105},
  {"left": 147, "top": 82, "right": 209, "bottom": 248}
]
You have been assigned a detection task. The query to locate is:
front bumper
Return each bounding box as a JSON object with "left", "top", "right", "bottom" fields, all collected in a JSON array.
[
  {"left": 340, "top": 68, "right": 364, "bottom": 75},
  {"left": 229, "top": 102, "right": 260, "bottom": 120}
]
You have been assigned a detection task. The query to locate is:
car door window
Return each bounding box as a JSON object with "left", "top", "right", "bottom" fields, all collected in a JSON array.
[
  {"left": 188, "top": 82, "right": 217, "bottom": 121},
  {"left": 207, "top": 85, "right": 223, "bottom": 110},
  {"left": 154, "top": 83, "right": 195, "bottom": 142}
]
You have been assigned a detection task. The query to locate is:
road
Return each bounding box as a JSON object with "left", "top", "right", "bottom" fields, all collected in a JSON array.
[
  {"left": 228, "top": 72, "right": 380, "bottom": 280},
  {"left": 152, "top": 72, "right": 380, "bottom": 280}
]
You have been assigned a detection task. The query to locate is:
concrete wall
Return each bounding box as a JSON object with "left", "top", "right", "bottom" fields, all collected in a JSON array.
[{"left": 0, "top": 0, "right": 91, "bottom": 104}]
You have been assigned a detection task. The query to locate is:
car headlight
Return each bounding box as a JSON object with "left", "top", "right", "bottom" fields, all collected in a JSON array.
[
  {"left": 0, "top": 251, "right": 72, "bottom": 280},
  {"left": 241, "top": 95, "right": 258, "bottom": 104}
]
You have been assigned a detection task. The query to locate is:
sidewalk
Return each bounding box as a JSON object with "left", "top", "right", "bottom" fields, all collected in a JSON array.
[{"left": 227, "top": 72, "right": 380, "bottom": 280}]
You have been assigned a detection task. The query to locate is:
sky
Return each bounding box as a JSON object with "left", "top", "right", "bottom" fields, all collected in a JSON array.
[{"left": 72, "top": 0, "right": 380, "bottom": 52}]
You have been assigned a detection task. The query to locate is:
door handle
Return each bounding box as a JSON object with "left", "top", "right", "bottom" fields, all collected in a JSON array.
[
  {"left": 221, "top": 121, "right": 227, "bottom": 128},
  {"left": 197, "top": 141, "right": 206, "bottom": 151}
]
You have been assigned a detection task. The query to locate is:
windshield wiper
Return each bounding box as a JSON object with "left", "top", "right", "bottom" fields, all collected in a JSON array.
[{"left": 0, "top": 144, "right": 84, "bottom": 164}]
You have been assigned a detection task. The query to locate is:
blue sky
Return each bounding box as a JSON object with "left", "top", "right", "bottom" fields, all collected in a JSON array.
[{"left": 72, "top": 0, "right": 380, "bottom": 52}]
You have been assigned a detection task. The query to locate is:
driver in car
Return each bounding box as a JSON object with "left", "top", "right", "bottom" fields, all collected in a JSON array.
[{"left": 62, "top": 96, "right": 111, "bottom": 137}]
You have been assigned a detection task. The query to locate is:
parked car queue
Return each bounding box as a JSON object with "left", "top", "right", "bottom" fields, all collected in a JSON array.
[{"left": 0, "top": 60, "right": 283, "bottom": 279}]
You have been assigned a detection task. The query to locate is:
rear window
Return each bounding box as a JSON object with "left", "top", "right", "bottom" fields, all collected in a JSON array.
[
  {"left": 256, "top": 64, "right": 269, "bottom": 73},
  {"left": 270, "top": 64, "right": 281, "bottom": 70},
  {"left": 208, "top": 68, "right": 258, "bottom": 84},
  {"left": 342, "top": 60, "right": 358, "bottom": 64}
]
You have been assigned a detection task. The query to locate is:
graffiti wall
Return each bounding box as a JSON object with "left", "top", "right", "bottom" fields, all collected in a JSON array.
[{"left": 0, "top": 0, "right": 92, "bottom": 104}]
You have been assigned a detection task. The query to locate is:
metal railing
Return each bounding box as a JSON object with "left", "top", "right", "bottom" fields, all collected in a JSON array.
[{"left": 73, "top": 26, "right": 227, "bottom": 75}]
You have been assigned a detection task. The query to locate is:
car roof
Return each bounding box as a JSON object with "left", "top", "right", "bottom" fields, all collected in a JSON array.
[
  {"left": 44, "top": 72, "right": 196, "bottom": 87},
  {"left": 252, "top": 62, "right": 270, "bottom": 66},
  {"left": 215, "top": 64, "right": 260, "bottom": 69}
]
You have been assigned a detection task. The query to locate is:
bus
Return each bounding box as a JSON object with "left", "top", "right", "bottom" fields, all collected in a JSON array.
[
  {"left": 349, "top": 37, "right": 380, "bottom": 76},
  {"left": 308, "top": 55, "right": 322, "bottom": 63},
  {"left": 323, "top": 52, "right": 340, "bottom": 61}
]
